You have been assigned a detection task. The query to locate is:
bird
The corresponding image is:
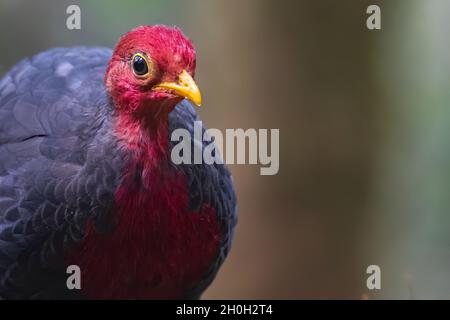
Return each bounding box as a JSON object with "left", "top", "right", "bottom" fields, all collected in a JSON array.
[{"left": 0, "top": 25, "right": 237, "bottom": 299}]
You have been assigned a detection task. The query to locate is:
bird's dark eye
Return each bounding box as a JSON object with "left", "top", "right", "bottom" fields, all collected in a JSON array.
[{"left": 131, "top": 53, "right": 150, "bottom": 78}]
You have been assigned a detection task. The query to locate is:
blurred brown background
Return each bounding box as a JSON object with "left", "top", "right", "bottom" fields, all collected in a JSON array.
[{"left": 2, "top": 0, "right": 450, "bottom": 299}]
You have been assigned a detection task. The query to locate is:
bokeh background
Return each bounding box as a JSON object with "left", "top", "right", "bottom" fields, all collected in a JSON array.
[{"left": 1, "top": 0, "right": 450, "bottom": 299}]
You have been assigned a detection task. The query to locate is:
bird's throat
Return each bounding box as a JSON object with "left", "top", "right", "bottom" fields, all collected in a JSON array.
[{"left": 115, "top": 106, "right": 173, "bottom": 170}]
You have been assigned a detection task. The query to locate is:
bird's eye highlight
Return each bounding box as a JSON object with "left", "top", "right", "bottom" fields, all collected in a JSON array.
[{"left": 131, "top": 53, "right": 150, "bottom": 78}]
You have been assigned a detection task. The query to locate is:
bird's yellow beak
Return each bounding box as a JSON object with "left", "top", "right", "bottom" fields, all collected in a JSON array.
[{"left": 153, "top": 70, "right": 202, "bottom": 106}]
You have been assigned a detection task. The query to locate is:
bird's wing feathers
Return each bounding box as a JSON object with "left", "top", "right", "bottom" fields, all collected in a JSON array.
[
  {"left": 0, "top": 47, "right": 125, "bottom": 298},
  {"left": 0, "top": 47, "right": 114, "bottom": 167},
  {"left": 169, "top": 102, "right": 237, "bottom": 298}
]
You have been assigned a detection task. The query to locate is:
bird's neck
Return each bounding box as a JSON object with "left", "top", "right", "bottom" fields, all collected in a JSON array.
[{"left": 115, "top": 102, "right": 175, "bottom": 169}]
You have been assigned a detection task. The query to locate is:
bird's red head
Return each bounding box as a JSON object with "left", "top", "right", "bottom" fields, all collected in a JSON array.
[{"left": 105, "top": 25, "right": 201, "bottom": 117}]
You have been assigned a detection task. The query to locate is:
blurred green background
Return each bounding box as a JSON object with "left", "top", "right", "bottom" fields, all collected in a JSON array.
[{"left": 1, "top": 0, "right": 450, "bottom": 299}]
